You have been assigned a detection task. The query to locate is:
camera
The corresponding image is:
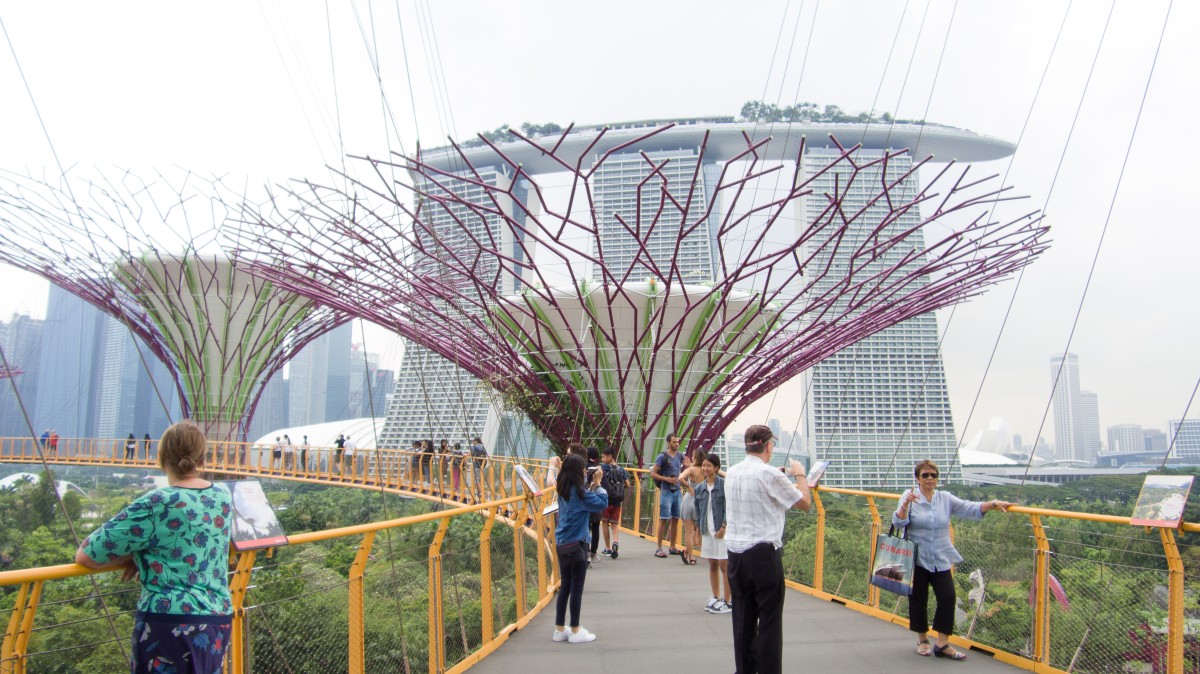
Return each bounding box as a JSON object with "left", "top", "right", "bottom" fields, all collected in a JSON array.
[{"left": 587, "top": 466, "right": 600, "bottom": 478}]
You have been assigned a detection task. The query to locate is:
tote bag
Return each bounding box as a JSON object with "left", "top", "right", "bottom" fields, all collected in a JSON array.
[{"left": 870, "top": 525, "right": 917, "bottom": 597}]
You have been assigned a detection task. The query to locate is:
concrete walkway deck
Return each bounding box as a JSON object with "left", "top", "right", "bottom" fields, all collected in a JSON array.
[{"left": 471, "top": 534, "right": 1020, "bottom": 673}]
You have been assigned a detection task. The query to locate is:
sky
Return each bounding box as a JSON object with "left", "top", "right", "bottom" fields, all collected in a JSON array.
[{"left": 1, "top": 0, "right": 1197, "bottom": 452}]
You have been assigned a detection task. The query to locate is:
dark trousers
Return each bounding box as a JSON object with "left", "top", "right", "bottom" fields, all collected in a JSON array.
[
  {"left": 729, "top": 543, "right": 785, "bottom": 674},
  {"left": 555, "top": 550, "right": 589, "bottom": 627},
  {"left": 909, "top": 565, "right": 956, "bottom": 636},
  {"left": 589, "top": 516, "right": 601, "bottom": 555}
]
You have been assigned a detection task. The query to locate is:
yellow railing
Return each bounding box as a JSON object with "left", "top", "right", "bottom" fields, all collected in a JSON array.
[
  {"left": 0, "top": 438, "right": 559, "bottom": 674},
  {"left": 4, "top": 442, "right": 1199, "bottom": 673},
  {"left": 617, "top": 469, "right": 1198, "bottom": 674}
]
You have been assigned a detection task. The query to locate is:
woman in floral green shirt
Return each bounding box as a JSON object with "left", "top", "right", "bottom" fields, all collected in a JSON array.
[{"left": 76, "top": 420, "right": 233, "bottom": 673}]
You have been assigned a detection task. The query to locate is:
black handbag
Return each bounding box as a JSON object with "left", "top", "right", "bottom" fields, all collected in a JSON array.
[{"left": 556, "top": 539, "right": 588, "bottom": 566}]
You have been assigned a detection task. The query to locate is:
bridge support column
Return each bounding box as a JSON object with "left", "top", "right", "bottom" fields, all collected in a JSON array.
[
  {"left": 1, "top": 580, "right": 42, "bottom": 674},
  {"left": 865, "top": 496, "right": 881, "bottom": 608},
  {"left": 428, "top": 519, "right": 450, "bottom": 673},
  {"left": 1030, "top": 515, "right": 1050, "bottom": 664},
  {"left": 349, "top": 532, "right": 377, "bottom": 674},
  {"left": 480, "top": 508, "right": 497, "bottom": 643},
  {"left": 811, "top": 491, "right": 825, "bottom": 591},
  {"left": 1160, "top": 527, "right": 1183, "bottom": 674},
  {"left": 228, "top": 551, "right": 256, "bottom": 674}
]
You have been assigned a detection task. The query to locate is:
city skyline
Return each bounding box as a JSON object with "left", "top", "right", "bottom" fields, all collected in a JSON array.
[{"left": 1, "top": 1, "right": 1197, "bottom": 451}]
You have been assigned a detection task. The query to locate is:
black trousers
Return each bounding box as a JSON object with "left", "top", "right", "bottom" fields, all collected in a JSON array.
[
  {"left": 729, "top": 543, "right": 785, "bottom": 674},
  {"left": 588, "top": 515, "right": 601, "bottom": 555},
  {"left": 555, "top": 549, "right": 589, "bottom": 627},
  {"left": 909, "top": 565, "right": 956, "bottom": 636}
]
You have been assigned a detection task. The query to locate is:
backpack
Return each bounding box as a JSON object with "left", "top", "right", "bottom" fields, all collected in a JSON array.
[
  {"left": 653, "top": 452, "right": 675, "bottom": 490},
  {"left": 601, "top": 464, "right": 627, "bottom": 502}
]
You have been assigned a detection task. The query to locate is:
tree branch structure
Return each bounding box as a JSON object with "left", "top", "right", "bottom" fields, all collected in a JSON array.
[
  {"left": 0, "top": 168, "right": 346, "bottom": 441},
  {"left": 234, "top": 124, "right": 1049, "bottom": 465}
]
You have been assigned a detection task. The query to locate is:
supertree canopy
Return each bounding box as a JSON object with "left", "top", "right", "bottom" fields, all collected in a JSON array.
[
  {"left": 235, "top": 122, "right": 1048, "bottom": 465},
  {"left": 0, "top": 169, "right": 345, "bottom": 441}
]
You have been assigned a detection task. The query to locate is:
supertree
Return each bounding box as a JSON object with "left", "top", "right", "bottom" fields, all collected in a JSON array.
[
  {"left": 234, "top": 123, "right": 1048, "bottom": 465},
  {"left": 0, "top": 168, "right": 345, "bottom": 441}
]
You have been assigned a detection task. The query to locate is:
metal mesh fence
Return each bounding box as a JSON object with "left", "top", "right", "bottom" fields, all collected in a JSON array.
[{"left": 19, "top": 580, "right": 135, "bottom": 673}]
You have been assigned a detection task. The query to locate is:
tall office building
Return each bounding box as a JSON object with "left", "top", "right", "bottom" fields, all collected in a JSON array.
[
  {"left": 247, "top": 372, "right": 288, "bottom": 441},
  {"left": 1168, "top": 419, "right": 1200, "bottom": 460},
  {"left": 1050, "top": 353, "right": 1084, "bottom": 462},
  {"left": 378, "top": 167, "right": 527, "bottom": 451},
  {"left": 34, "top": 285, "right": 109, "bottom": 437},
  {"left": 288, "top": 321, "right": 353, "bottom": 426},
  {"left": 95, "top": 317, "right": 179, "bottom": 439},
  {"left": 801, "top": 148, "right": 959, "bottom": 489},
  {"left": 591, "top": 149, "right": 718, "bottom": 284},
  {"left": 1145, "top": 428, "right": 1168, "bottom": 453},
  {"left": 1107, "top": 424, "right": 1144, "bottom": 454},
  {"left": 1079, "top": 391, "right": 1100, "bottom": 465},
  {"left": 0, "top": 313, "right": 43, "bottom": 438}
]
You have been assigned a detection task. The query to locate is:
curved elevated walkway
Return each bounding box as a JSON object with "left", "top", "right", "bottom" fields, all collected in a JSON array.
[{"left": 471, "top": 534, "right": 1018, "bottom": 673}]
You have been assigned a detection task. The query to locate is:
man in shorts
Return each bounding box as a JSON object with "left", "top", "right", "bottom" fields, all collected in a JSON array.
[
  {"left": 598, "top": 446, "right": 628, "bottom": 559},
  {"left": 651, "top": 433, "right": 685, "bottom": 557}
]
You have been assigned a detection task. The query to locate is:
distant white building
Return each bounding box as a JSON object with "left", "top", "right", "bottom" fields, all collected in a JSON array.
[
  {"left": 1169, "top": 419, "right": 1200, "bottom": 459},
  {"left": 0, "top": 472, "right": 87, "bottom": 497},
  {"left": 1107, "top": 424, "right": 1145, "bottom": 454}
]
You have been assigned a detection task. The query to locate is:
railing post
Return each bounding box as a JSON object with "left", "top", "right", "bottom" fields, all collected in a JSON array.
[
  {"left": 533, "top": 499, "right": 548, "bottom": 598},
  {"left": 0, "top": 580, "right": 42, "bottom": 674},
  {"left": 227, "top": 551, "right": 257, "bottom": 674},
  {"left": 479, "top": 508, "right": 497, "bottom": 643},
  {"left": 1160, "top": 527, "right": 1184, "bottom": 674},
  {"left": 1, "top": 582, "right": 31, "bottom": 674},
  {"left": 427, "top": 518, "right": 450, "bottom": 674},
  {"left": 349, "top": 531, "right": 377, "bottom": 674},
  {"left": 811, "top": 490, "right": 825, "bottom": 591},
  {"left": 866, "top": 496, "right": 881, "bottom": 608},
  {"left": 1029, "top": 514, "right": 1050, "bottom": 664},
  {"left": 632, "top": 471, "right": 642, "bottom": 535},
  {"left": 513, "top": 501, "right": 528, "bottom": 620}
]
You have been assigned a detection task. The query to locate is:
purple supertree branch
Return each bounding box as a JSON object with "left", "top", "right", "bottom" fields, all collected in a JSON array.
[
  {"left": 232, "top": 124, "right": 1047, "bottom": 464},
  {"left": 0, "top": 168, "right": 346, "bottom": 440}
]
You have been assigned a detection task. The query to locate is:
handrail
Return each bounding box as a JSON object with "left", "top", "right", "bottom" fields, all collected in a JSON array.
[
  {"left": 0, "top": 438, "right": 557, "bottom": 674},
  {"left": 3, "top": 441, "right": 1199, "bottom": 673}
]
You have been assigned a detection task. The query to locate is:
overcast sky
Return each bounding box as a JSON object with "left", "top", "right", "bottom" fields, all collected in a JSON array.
[{"left": 1, "top": 1, "right": 1196, "bottom": 451}]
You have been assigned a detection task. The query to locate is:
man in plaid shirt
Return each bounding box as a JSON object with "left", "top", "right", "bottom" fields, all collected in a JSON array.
[{"left": 724, "top": 424, "right": 812, "bottom": 673}]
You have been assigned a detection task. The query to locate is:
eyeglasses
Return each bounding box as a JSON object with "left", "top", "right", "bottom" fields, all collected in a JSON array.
[{"left": 919, "top": 472, "right": 939, "bottom": 479}]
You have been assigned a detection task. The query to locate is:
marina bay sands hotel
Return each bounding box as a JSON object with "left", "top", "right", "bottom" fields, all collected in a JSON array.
[{"left": 377, "top": 117, "right": 1014, "bottom": 489}]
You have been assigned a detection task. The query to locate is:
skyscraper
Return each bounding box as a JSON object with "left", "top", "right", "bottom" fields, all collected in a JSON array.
[
  {"left": 1168, "top": 419, "right": 1200, "bottom": 460},
  {"left": 801, "top": 148, "right": 960, "bottom": 489},
  {"left": 1050, "top": 353, "right": 1084, "bottom": 462},
  {"left": 34, "top": 285, "right": 109, "bottom": 437},
  {"left": 95, "top": 317, "right": 179, "bottom": 439},
  {"left": 288, "top": 321, "right": 353, "bottom": 426},
  {"left": 1107, "top": 423, "right": 1144, "bottom": 454},
  {"left": 377, "top": 167, "right": 525, "bottom": 450},
  {"left": 1079, "top": 391, "right": 1101, "bottom": 465},
  {"left": 0, "top": 312, "right": 42, "bottom": 438}
]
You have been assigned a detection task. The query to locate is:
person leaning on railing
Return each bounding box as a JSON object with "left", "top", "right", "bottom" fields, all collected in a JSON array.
[
  {"left": 893, "top": 459, "right": 1013, "bottom": 661},
  {"left": 551, "top": 453, "right": 607, "bottom": 644},
  {"left": 74, "top": 420, "right": 234, "bottom": 673}
]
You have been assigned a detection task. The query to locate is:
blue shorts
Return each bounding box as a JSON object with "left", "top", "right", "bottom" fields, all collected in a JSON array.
[{"left": 659, "top": 488, "right": 681, "bottom": 519}]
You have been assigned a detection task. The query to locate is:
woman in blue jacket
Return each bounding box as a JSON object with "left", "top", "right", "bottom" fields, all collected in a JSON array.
[
  {"left": 693, "top": 453, "right": 731, "bottom": 614},
  {"left": 893, "top": 460, "right": 1012, "bottom": 660},
  {"left": 552, "top": 453, "right": 608, "bottom": 644}
]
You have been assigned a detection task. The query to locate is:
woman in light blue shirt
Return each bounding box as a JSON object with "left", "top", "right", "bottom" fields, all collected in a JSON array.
[{"left": 893, "top": 460, "right": 1012, "bottom": 661}]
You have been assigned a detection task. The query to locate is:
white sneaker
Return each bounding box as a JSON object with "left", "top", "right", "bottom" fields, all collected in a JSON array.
[
  {"left": 712, "top": 600, "right": 732, "bottom": 614},
  {"left": 568, "top": 628, "right": 596, "bottom": 644},
  {"left": 552, "top": 629, "right": 570, "bottom": 642},
  {"left": 704, "top": 596, "right": 721, "bottom": 612}
]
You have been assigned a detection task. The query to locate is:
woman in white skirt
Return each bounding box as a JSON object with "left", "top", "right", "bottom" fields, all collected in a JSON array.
[{"left": 693, "top": 454, "right": 731, "bottom": 613}]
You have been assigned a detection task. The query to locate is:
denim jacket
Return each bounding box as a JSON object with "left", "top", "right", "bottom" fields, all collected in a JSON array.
[
  {"left": 892, "top": 489, "right": 984, "bottom": 572},
  {"left": 693, "top": 476, "right": 726, "bottom": 536}
]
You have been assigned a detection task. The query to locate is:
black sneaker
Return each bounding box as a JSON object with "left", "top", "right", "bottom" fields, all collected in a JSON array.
[{"left": 611, "top": 542, "right": 619, "bottom": 559}]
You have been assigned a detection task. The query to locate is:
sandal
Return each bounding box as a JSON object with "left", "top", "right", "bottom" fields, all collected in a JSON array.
[
  {"left": 687, "top": 558, "right": 697, "bottom": 565},
  {"left": 933, "top": 644, "right": 967, "bottom": 661},
  {"left": 916, "top": 641, "right": 931, "bottom": 657},
  {"left": 655, "top": 549, "right": 668, "bottom": 558},
  {"left": 669, "top": 548, "right": 685, "bottom": 556}
]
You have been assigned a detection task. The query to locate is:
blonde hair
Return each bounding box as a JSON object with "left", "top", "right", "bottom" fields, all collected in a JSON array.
[{"left": 158, "top": 420, "right": 207, "bottom": 477}]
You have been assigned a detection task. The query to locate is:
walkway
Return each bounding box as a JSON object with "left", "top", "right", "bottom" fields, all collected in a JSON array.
[{"left": 472, "top": 534, "right": 1019, "bottom": 673}]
